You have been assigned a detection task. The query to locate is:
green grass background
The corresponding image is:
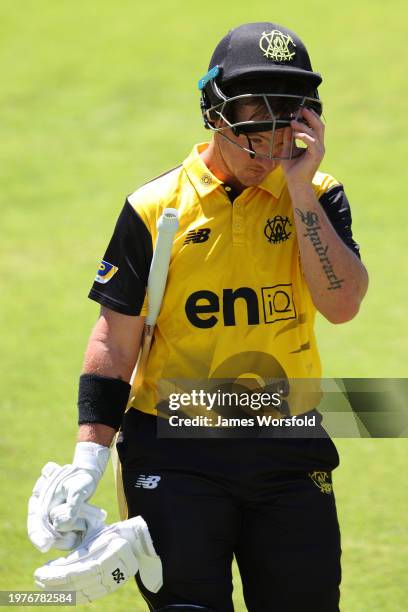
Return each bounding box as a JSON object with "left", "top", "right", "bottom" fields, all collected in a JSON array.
[{"left": 0, "top": 0, "right": 407, "bottom": 610}]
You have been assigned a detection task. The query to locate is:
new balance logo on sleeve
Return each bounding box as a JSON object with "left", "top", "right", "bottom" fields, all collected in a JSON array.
[
  {"left": 184, "top": 228, "right": 211, "bottom": 244},
  {"left": 135, "top": 475, "right": 161, "bottom": 489}
]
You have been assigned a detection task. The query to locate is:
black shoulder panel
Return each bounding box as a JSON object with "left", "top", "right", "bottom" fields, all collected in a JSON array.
[
  {"left": 319, "top": 185, "right": 361, "bottom": 259},
  {"left": 88, "top": 199, "right": 153, "bottom": 315}
]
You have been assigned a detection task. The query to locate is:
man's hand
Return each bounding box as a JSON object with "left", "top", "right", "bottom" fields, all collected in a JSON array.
[
  {"left": 281, "top": 107, "right": 325, "bottom": 185},
  {"left": 28, "top": 443, "right": 110, "bottom": 552}
]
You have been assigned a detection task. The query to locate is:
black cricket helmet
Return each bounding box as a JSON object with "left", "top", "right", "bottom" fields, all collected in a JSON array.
[{"left": 198, "top": 22, "right": 323, "bottom": 159}]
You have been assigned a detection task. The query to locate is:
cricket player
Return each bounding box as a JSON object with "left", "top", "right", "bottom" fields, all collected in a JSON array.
[{"left": 29, "top": 22, "right": 368, "bottom": 611}]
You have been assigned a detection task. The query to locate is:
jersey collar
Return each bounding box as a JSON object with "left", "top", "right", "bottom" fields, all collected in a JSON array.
[
  {"left": 258, "top": 164, "right": 286, "bottom": 199},
  {"left": 183, "top": 143, "right": 222, "bottom": 198},
  {"left": 183, "top": 142, "right": 286, "bottom": 200}
]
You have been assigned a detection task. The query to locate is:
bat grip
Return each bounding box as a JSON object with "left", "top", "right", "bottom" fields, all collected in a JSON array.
[{"left": 144, "top": 324, "right": 154, "bottom": 339}]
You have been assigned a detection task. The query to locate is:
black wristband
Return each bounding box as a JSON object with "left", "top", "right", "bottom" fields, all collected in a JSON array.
[{"left": 78, "top": 374, "right": 131, "bottom": 431}]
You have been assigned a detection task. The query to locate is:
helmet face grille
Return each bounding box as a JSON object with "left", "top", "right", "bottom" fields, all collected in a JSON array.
[{"left": 204, "top": 91, "right": 322, "bottom": 160}]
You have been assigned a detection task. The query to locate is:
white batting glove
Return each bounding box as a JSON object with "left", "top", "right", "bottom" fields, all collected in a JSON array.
[
  {"left": 28, "top": 442, "right": 110, "bottom": 552},
  {"left": 34, "top": 516, "right": 163, "bottom": 604}
]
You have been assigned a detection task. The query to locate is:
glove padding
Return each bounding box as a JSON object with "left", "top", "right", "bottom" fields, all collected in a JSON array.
[
  {"left": 28, "top": 462, "right": 106, "bottom": 552},
  {"left": 34, "top": 516, "right": 163, "bottom": 604}
]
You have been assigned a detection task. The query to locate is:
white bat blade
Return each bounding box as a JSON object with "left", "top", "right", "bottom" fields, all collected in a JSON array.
[{"left": 146, "top": 208, "right": 179, "bottom": 327}]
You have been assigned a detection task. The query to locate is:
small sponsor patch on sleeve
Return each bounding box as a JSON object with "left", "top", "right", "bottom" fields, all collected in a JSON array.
[{"left": 95, "top": 260, "right": 119, "bottom": 284}]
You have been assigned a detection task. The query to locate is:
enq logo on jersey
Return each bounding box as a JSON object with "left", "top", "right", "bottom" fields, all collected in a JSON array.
[{"left": 185, "top": 284, "right": 296, "bottom": 328}]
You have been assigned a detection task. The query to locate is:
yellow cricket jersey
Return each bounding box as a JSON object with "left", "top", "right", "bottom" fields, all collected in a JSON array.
[{"left": 89, "top": 143, "right": 360, "bottom": 416}]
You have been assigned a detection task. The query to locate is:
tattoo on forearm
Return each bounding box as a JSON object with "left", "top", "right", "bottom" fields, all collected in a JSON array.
[{"left": 295, "top": 209, "right": 344, "bottom": 291}]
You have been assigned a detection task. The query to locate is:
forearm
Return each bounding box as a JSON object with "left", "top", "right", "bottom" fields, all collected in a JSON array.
[
  {"left": 77, "top": 308, "right": 145, "bottom": 444},
  {"left": 82, "top": 317, "right": 141, "bottom": 382},
  {"left": 289, "top": 183, "right": 368, "bottom": 323}
]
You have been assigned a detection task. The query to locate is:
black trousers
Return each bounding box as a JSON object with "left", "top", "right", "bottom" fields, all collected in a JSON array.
[{"left": 118, "top": 410, "right": 341, "bottom": 612}]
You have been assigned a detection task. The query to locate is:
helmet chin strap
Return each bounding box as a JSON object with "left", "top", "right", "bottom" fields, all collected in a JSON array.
[
  {"left": 217, "top": 131, "right": 253, "bottom": 160},
  {"left": 217, "top": 127, "right": 299, "bottom": 161},
  {"left": 244, "top": 134, "right": 256, "bottom": 159},
  {"left": 231, "top": 126, "right": 256, "bottom": 159},
  {"left": 218, "top": 130, "right": 274, "bottom": 161}
]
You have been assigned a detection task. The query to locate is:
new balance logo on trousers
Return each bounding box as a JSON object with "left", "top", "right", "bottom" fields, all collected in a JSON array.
[{"left": 135, "top": 475, "right": 161, "bottom": 489}]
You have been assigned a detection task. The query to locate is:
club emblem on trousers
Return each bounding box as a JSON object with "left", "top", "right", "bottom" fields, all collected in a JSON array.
[{"left": 308, "top": 471, "right": 333, "bottom": 494}]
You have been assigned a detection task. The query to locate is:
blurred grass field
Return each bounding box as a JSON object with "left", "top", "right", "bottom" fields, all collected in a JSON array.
[{"left": 0, "top": 0, "right": 407, "bottom": 610}]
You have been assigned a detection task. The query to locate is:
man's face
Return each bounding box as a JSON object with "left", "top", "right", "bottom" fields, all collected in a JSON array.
[{"left": 214, "top": 102, "right": 289, "bottom": 188}]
